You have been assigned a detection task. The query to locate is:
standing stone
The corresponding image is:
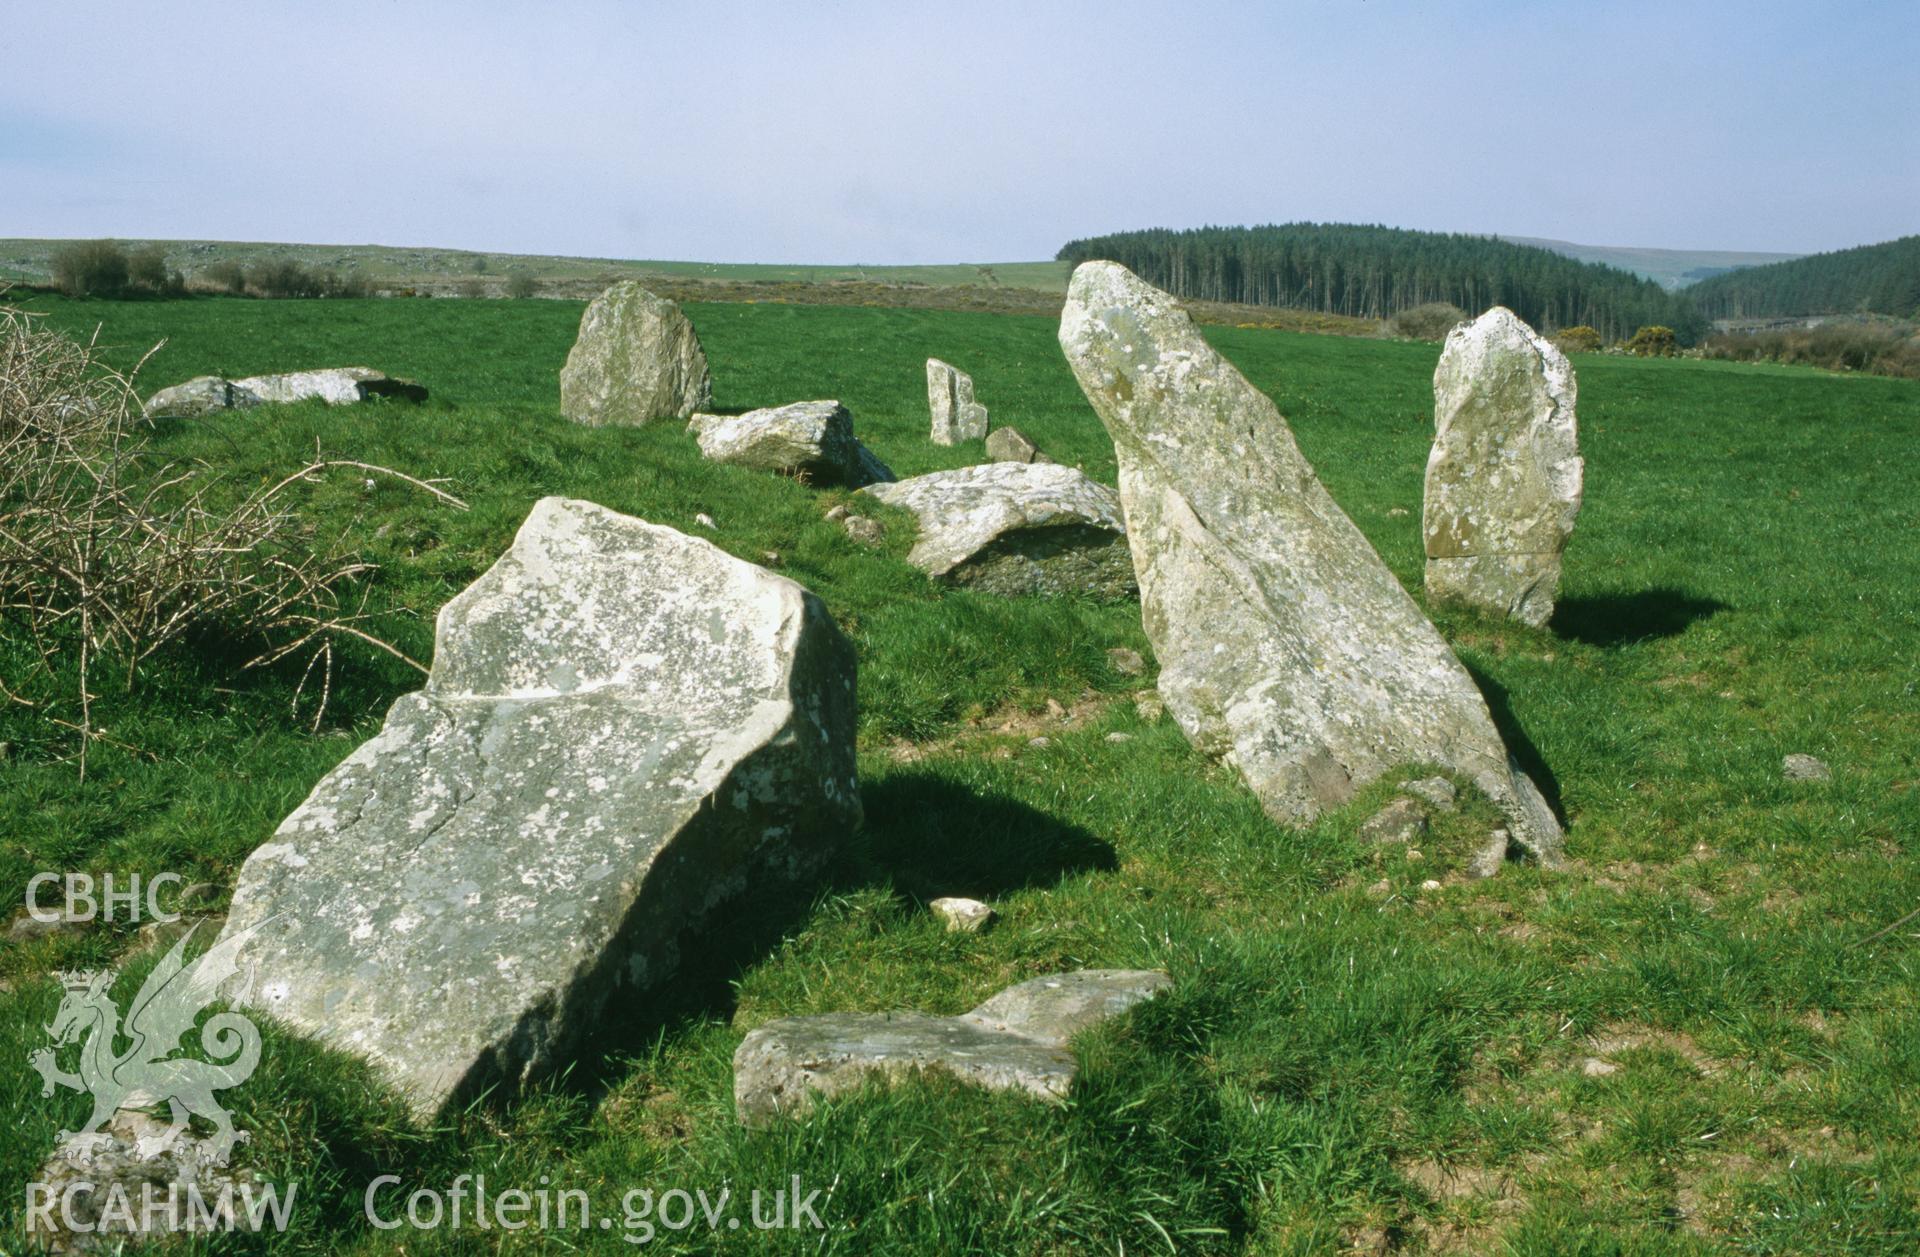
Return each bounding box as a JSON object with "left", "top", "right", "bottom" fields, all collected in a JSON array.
[
  {"left": 859, "top": 462, "right": 1135, "bottom": 599},
  {"left": 219, "top": 497, "right": 860, "bottom": 1118},
  {"left": 1058, "top": 262, "right": 1563, "bottom": 864},
  {"left": 689, "top": 400, "right": 894, "bottom": 487},
  {"left": 1424, "top": 307, "right": 1583, "bottom": 627},
  {"left": 926, "top": 358, "right": 989, "bottom": 444},
  {"left": 560, "top": 282, "right": 712, "bottom": 426}
]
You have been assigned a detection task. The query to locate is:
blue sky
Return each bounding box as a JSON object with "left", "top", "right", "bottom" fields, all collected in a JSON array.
[{"left": 3, "top": 0, "right": 1914, "bottom": 262}]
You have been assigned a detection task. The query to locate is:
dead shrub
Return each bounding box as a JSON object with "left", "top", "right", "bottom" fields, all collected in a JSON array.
[{"left": 0, "top": 296, "right": 463, "bottom": 774}]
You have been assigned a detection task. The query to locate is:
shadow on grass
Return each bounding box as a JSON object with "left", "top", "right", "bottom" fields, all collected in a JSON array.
[
  {"left": 1551, "top": 588, "right": 1728, "bottom": 646},
  {"left": 1465, "top": 663, "right": 1566, "bottom": 827},
  {"left": 566, "top": 772, "right": 1116, "bottom": 1101}
]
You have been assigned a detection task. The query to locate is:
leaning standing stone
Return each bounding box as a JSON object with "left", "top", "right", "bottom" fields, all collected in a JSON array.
[
  {"left": 1424, "top": 307, "right": 1583, "bottom": 627},
  {"left": 926, "top": 358, "right": 989, "bottom": 444},
  {"left": 1058, "top": 262, "right": 1563, "bottom": 863},
  {"left": 560, "top": 282, "right": 712, "bottom": 426},
  {"left": 219, "top": 497, "right": 860, "bottom": 1118}
]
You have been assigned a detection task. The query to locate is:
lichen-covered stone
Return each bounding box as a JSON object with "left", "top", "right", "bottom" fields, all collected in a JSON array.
[
  {"left": 859, "top": 462, "right": 1134, "bottom": 599},
  {"left": 143, "top": 375, "right": 263, "bottom": 419},
  {"left": 1058, "top": 262, "right": 1564, "bottom": 864},
  {"left": 985, "top": 426, "right": 1049, "bottom": 464},
  {"left": 233, "top": 367, "right": 428, "bottom": 406},
  {"left": 560, "top": 282, "right": 711, "bottom": 426},
  {"left": 690, "top": 401, "right": 894, "bottom": 487},
  {"left": 220, "top": 497, "right": 860, "bottom": 1118},
  {"left": 927, "top": 358, "right": 988, "bottom": 444},
  {"left": 1424, "top": 308, "right": 1583, "bottom": 627},
  {"left": 733, "top": 969, "right": 1167, "bottom": 1126}
]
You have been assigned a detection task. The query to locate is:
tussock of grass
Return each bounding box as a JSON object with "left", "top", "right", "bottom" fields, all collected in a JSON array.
[{"left": 2, "top": 294, "right": 1916, "bottom": 1252}]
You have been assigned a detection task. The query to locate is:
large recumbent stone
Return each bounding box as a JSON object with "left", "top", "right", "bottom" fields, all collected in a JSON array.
[{"left": 219, "top": 497, "right": 861, "bottom": 1117}]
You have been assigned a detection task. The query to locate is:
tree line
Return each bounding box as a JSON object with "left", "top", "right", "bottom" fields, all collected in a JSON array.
[
  {"left": 1685, "top": 235, "right": 1920, "bottom": 321},
  {"left": 1057, "top": 223, "right": 1707, "bottom": 343}
]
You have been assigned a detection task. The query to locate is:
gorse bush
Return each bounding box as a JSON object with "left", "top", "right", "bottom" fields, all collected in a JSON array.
[
  {"left": 1624, "top": 324, "right": 1678, "bottom": 357},
  {"left": 1554, "top": 325, "right": 1603, "bottom": 353}
]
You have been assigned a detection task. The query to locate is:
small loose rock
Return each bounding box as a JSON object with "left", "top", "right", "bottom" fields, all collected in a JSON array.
[
  {"left": 1581, "top": 1057, "right": 1619, "bottom": 1078},
  {"left": 1468, "top": 830, "right": 1512, "bottom": 880},
  {"left": 1133, "top": 692, "right": 1166, "bottom": 723},
  {"left": 1104, "top": 732, "right": 1132, "bottom": 744},
  {"left": 1107, "top": 647, "right": 1146, "bottom": 675},
  {"left": 1782, "top": 753, "right": 1831, "bottom": 782},
  {"left": 1359, "top": 798, "right": 1428, "bottom": 846},
  {"left": 1400, "top": 776, "right": 1458, "bottom": 811},
  {"left": 694, "top": 513, "right": 716, "bottom": 529},
  {"left": 929, "top": 897, "right": 994, "bottom": 933},
  {"left": 842, "top": 515, "right": 885, "bottom": 545}
]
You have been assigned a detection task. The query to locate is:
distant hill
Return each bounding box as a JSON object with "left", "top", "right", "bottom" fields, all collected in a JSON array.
[
  {"left": 1499, "top": 236, "right": 1802, "bottom": 290},
  {"left": 1684, "top": 235, "right": 1920, "bottom": 321},
  {"left": 1058, "top": 223, "right": 1704, "bottom": 342},
  {"left": 0, "top": 238, "right": 1072, "bottom": 295}
]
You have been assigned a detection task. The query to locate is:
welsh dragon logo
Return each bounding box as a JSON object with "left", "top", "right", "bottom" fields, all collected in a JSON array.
[{"left": 30, "top": 921, "right": 270, "bottom": 1166}]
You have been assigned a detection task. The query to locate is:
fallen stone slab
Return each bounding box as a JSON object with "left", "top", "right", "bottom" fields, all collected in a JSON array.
[
  {"left": 560, "top": 281, "right": 712, "bottom": 426},
  {"left": 689, "top": 400, "right": 894, "bottom": 487},
  {"left": 1782, "top": 753, "right": 1831, "bottom": 782},
  {"left": 143, "top": 375, "right": 263, "bottom": 419},
  {"left": 734, "top": 969, "right": 1169, "bottom": 1126},
  {"left": 927, "top": 358, "right": 988, "bottom": 444},
  {"left": 233, "top": 366, "right": 429, "bottom": 406},
  {"left": 1424, "top": 307, "right": 1583, "bottom": 627},
  {"left": 859, "top": 461, "right": 1135, "bottom": 599},
  {"left": 220, "top": 497, "right": 861, "bottom": 1118},
  {"left": 1058, "top": 261, "right": 1564, "bottom": 864}
]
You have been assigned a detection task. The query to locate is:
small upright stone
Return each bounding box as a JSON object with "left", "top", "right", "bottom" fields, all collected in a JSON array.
[
  {"left": 1424, "top": 307, "right": 1583, "bottom": 627},
  {"left": 1058, "top": 262, "right": 1564, "bottom": 864},
  {"left": 1400, "top": 777, "right": 1458, "bottom": 811},
  {"left": 560, "top": 282, "right": 712, "bottom": 426},
  {"left": 927, "top": 358, "right": 988, "bottom": 444},
  {"left": 985, "top": 426, "right": 1049, "bottom": 464}
]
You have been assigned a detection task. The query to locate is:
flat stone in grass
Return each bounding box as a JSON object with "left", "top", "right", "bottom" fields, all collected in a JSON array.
[
  {"left": 1782, "top": 753, "right": 1832, "bottom": 782},
  {"left": 233, "top": 367, "right": 428, "bottom": 406},
  {"left": 689, "top": 400, "right": 894, "bottom": 487},
  {"left": 734, "top": 969, "right": 1169, "bottom": 1126},
  {"left": 560, "top": 282, "right": 712, "bottom": 426},
  {"left": 1058, "top": 261, "right": 1564, "bottom": 864},
  {"left": 220, "top": 497, "right": 860, "bottom": 1119},
  {"left": 143, "top": 375, "right": 263, "bottom": 419},
  {"left": 859, "top": 461, "right": 1135, "bottom": 599},
  {"left": 927, "top": 358, "right": 989, "bottom": 444},
  {"left": 1424, "top": 307, "right": 1582, "bottom": 627}
]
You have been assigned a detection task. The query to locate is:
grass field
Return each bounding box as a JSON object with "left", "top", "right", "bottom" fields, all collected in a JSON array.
[{"left": 3, "top": 291, "right": 1918, "bottom": 1253}]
